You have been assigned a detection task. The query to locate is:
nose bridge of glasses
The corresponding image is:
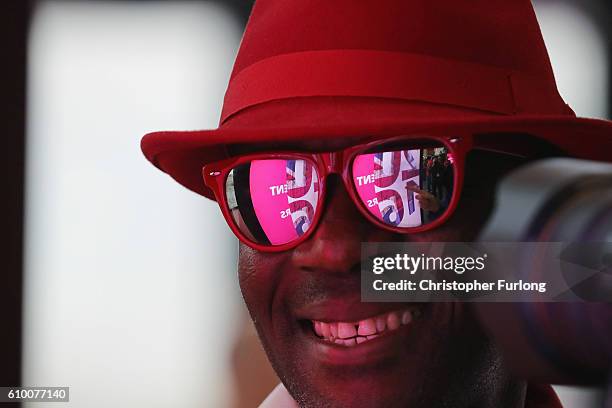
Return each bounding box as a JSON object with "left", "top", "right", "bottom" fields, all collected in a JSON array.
[{"left": 321, "top": 152, "right": 343, "bottom": 175}]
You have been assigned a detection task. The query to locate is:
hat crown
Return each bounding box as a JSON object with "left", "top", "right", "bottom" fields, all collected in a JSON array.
[
  {"left": 220, "top": 0, "right": 571, "bottom": 125},
  {"left": 233, "top": 0, "right": 552, "bottom": 80}
]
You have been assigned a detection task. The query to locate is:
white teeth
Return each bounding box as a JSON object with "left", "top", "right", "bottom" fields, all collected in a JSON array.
[
  {"left": 314, "top": 321, "right": 322, "bottom": 336},
  {"left": 401, "top": 310, "right": 412, "bottom": 325},
  {"left": 343, "top": 338, "right": 357, "bottom": 347},
  {"left": 357, "top": 318, "right": 377, "bottom": 336},
  {"left": 311, "top": 307, "right": 421, "bottom": 347},
  {"left": 387, "top": 312, "right": 401, "bottom": 330},
  {"left": 330, "top": 323, "right": 338, "bottom": 339},
  {"left": 375, "top": 316, "right": 386, "bottom": 333},
  {"left": 320, "top": 322, "right": 331, "bottom": 338},
  {"left": 338, "top": 322, "right": 357, "bottom": 339}
]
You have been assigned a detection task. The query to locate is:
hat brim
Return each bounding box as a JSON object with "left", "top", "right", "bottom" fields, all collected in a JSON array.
[{"left": 142, "top": 114, "right": 612, "bottom": 200}]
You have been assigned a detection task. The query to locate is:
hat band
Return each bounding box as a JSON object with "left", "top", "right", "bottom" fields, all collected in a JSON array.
[{"left": 221, "top": 50, "right": 570, "bottom": 124}]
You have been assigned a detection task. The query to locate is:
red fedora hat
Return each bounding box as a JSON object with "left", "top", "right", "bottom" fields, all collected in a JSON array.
[{"left": 141, "top": 0, "right": 612, "bottom": 199}]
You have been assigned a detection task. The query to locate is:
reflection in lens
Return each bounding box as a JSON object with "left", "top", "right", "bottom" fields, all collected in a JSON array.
[
  {"left": 225, "top": 159, "right": 320, "bottom": 246},
  {"left": 352, "top": 144, "right": 453, "bottom": 228}
]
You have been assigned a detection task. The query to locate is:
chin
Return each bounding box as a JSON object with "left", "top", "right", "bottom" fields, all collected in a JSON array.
[{"left": 256, "top": 302, "right": 499, "bottom": 408}]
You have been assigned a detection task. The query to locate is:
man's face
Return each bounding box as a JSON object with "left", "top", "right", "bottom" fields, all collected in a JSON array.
[{"left": 236, "top": 142, "right": 525, "bottom": 408}]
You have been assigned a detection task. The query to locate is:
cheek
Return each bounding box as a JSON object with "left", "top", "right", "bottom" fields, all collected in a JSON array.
[
  {"left": 237, "top": 244, "right": 286, "bottom": 319},
  {"left": 435, "top": 186, "right": 497, "bottom": 241},
  {"left": 408, "top": 194, "right": 494, "bottom": 242}
]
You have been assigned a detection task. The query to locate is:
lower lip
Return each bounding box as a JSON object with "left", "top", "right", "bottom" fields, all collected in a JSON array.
[{"left": 309, "top": 323, "right": 414, "bottom": 366}]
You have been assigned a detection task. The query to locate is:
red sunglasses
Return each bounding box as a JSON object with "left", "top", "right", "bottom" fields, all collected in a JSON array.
[{"left": 203, "top": 135, "right": 472, "bottom": 252}]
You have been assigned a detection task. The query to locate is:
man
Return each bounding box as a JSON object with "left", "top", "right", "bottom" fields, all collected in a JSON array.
[
  {"left": 142, "top": 1, "right": 612, "bottom": 406},
  {"left": 425, "top": 157, "right": 433, "bottom": 193},
  {"left": 441, "top": 157, "right": 453, "bottom": 205},
  {"left": 431, "top": 156, "right": 443, "bottom": 199}
]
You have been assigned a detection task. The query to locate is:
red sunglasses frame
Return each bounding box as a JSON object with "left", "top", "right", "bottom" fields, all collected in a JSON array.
[{"left": 202, "top": 134, "right": 473, "bottom": 252}]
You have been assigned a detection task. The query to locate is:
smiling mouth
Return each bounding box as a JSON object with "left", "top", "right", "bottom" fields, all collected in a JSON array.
[{"left": 309, "top": 307, "right": 422, "bottom": 347}]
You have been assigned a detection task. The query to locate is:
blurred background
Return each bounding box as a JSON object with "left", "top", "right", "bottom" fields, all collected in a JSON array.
[{"left": 1, "top": 0, "right": 610, "bottom": 407}]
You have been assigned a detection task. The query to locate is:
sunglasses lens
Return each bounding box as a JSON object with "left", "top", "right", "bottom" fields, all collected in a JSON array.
[
  {"left": 225, "top": 158, "right": 320, "bottom": 246},
  {"left": 352, "top": 143, "right": 454, "bottom": 228}
]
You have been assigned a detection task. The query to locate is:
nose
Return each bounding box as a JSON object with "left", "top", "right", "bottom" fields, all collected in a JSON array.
[{"left": 291, "top": 175, "right": 395, "bottom": 275}]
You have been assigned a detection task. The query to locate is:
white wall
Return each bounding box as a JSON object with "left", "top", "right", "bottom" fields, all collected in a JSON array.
[
  {"left": 24, "top": 2, "right": 242, "bottom": 407},
  {"left": 535, "top": 0, "right": 609, "bottom": 119}
]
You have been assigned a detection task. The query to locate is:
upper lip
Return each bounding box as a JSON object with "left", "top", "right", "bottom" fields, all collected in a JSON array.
[{"left": 294, "top": 296, "right": 421, "bottom": 322}]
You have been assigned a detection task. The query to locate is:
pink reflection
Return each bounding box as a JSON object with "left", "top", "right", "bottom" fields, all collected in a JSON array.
[
  {"left": 250, "top": 160, "right": 319, "bottom": 245},
  {"left": 353, "top": 150, "right": 423, "bottom": 227}
]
